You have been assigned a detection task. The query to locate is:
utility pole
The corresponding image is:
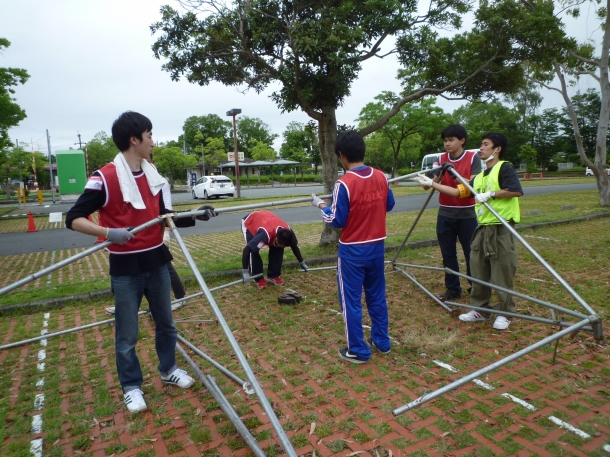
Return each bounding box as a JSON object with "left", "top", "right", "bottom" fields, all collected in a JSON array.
[
  {"left": 75, "top": 132, "right": 85, "bottom": 149},
  {"left": 46, "top": 129, "right": 56, "bottom": 203}
]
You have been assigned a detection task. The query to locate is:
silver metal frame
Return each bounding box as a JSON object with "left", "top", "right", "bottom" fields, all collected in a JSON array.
[{"left": 390, "top": 165, "right": 603, "bottom": 415}]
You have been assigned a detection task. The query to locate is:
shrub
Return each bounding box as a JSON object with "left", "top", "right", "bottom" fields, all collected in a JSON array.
[{"left": 546, "top": 163, "right": 558, "bottom": 172}]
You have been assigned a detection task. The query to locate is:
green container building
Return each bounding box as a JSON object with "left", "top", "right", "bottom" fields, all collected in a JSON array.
[{"left": 55, "top": 150, "right": 87, "bottom": 202}]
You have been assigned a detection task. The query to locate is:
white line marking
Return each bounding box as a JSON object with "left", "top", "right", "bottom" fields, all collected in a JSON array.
[
  {"left": 34, "top": 393, "right": 44, "bottom": 410},
  {"left": 37, "top": 363, "right": 45, "bottom": 371},
  {"left": 46, "top": 252, "right": 55, "bottom": 286},
  {"left": 32, "top": 415, "right": 43, "bottom": 433},
  {"left": 548, "top": 416, "right": 591, "bottom": 439},
  {"left": 30, "top": 438, "right": 43, "bottom": 457},
  {"left": 432, "top": 360, "right": 459, "bottom": 372},
  {"left": 37, "top": 350, "right": 45, "bottom": 361},
  {"left": 36, "top": 378, "right": 44, "bottom": 388},
  {"left": 603, "top": 444, "right": 610, "bottom": 452},
  {"left": 472, "top": 379, "right": 495, "bottom": 390},
  {"left": 501, "top": 393, "right": 536, "bottom": 410},
  {"left": 40, "top": 339, "right": 47, "bottom": 347}
]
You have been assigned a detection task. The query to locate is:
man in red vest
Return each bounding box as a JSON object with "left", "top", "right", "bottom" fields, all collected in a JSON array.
[
  {"left": 418, "top": 124, "right": 481, "bottom": 302},
  {"left": 66, "top": 111, "right": 216, "bottom": 413},
  {"left": 312, "top": 131, "right": 395, "bottom": 364},
  {"left": 241, "top": 210, "right": 308, "bottom": 289}
]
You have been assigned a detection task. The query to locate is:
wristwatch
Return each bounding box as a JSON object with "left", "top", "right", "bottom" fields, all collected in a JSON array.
[{"left": 490, "top": 191, "right": 496, "bottom": 199}]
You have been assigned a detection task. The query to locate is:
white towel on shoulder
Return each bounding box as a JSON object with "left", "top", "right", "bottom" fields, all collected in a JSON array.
[{"left": 113, "top": 153, "right": 166, "bottom": 209}]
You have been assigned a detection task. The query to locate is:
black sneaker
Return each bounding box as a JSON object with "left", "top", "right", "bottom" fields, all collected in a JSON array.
[
  {"left": 338, "top": 348, "right": 368, "bottom": 364},
  {"left": 366, "top": 337, "right": 391, "bottom": 354},
  {"left": 438, "top": 289, "right": 461, "bottom": 302}
]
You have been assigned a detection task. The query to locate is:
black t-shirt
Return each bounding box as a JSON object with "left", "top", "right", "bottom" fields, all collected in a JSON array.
[{"left": 65, "top": 170, "right": 192, "bottom": 277}]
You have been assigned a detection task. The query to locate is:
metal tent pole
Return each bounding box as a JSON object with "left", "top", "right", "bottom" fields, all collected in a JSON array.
[
  {"left": 168, "top": 218, "right": 297, "bottom": 457},
  {"left": 392, "top": 318, "right": 591, "bottom": 415},
  {"left": 176, "top": 343, "right": 266, "bottom": 457}
]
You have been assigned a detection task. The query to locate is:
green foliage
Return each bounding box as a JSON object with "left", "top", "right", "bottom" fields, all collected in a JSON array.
[
  {"left": 0, "top": 38, "right": 29, "bottom": 151},
  {"left": 280, "top": 121, "right": 319, "bottom": 172},
  {"left": 86, "top": 131, "right": 119, "bottom": 171},
  {"left": 153, "top": 145, "right": 197, "bottom": 187},
  {"left": 559, "top": 89, "right": 607, "bottom": 159},
  {"left": 519, "top": 144, "right": 538, "bottom": 172},
  {"left": 237, "top": 116, "right": 278, "bottom": 157},
  {"left": 546, "top": 163, "right": 558, "bottom": 172},
  {"left": 358, "top": 94, "right": 449, "bottom": 175},
  {"left": 453, "top": 100, "right": 525, "bottom": 163},
  {"left": 182, "top": 114, "right": 232, "bottom": 154},
  {"left": 249, "top": 138, "right": 276, "bottom": 161},
  {"left": 202, "top": 137, "right": 228, "bottom": 172}
]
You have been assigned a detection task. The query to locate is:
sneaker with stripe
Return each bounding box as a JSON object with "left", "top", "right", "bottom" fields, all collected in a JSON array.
[
  {"left": 366, "top": 337, "right": 391, "bottom": 354},
  {"left": 161, "top": 368, "right": 195, "bottom": 388},
  {"left": 337, "top": 347, "right": 368, "bottom": 364},
  {"left": 124, "top": 389, "right": 147, "bottom": 413}
]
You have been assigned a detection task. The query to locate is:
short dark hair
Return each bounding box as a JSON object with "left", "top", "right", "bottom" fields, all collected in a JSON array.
[
  {"left": 334, "top": 130, "right": 365, "bottom": 163},
  {"left": 482, "top": 132, "right": 508, "bottom": 158},
  {"left": 111, "top": 111, "right": 153, "bottom": 152},
  {"left": 440, "top": 124, "right": 467, "bottom": 142},
  {"left": 276, "top": 228, "right": 297, "bottom": 247}
]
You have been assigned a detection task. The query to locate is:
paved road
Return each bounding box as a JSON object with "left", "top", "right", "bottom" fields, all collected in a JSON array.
[{"left": 0, "top": 182, "right": 597, "bottom": 256}]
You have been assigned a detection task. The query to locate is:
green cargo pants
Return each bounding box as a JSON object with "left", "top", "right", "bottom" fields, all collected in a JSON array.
[{"left": 469, "top": 224, "right": 517, "bottom": 317}]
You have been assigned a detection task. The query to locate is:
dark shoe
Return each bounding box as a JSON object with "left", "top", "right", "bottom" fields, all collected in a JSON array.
[
  {"left": 366, "top": 337, "right": 390, "bottom": 354},
  {"left": 438, "top": 289, "right": 461, "bottom": 302},
  {"left": 338, "top": 348, "right": 367, "bottom": 364}
]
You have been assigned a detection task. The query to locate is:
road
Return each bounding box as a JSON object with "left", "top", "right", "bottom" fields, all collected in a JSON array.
[{"left": 0, "top": 182, "right": 597, "bottom": 256}]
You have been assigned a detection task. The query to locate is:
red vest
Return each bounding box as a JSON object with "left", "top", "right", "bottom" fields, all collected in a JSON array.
[
  {"left": 98, "top": 163, "right": 163, "bottom": 254},
  {"left": 338, "top": 168, "right": 388, "bottom": 245},
  {"left": 243, "top": 211, "right": 289, "bottom": 246},
  {"left": 438, "top": 151, "right": 477, "bottom": 208}
]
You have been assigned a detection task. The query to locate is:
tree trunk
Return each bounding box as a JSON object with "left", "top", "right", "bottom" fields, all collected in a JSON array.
[{"left": 317, "top": 106, "right": 341, "bottom": 246}]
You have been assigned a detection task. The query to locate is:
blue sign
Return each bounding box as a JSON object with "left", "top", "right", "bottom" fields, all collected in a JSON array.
[{"left": 190, "top": 172, "right": 197, "bottom": 186}]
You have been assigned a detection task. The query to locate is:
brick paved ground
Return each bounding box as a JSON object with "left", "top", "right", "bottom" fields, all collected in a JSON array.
[{"left": 0, "top": 219, "right": 609, "bottom": 456}]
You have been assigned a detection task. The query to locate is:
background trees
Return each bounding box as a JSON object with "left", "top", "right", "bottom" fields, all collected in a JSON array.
[
  {"left": 86, "top": 132, "right": 119, "bottom": 172},
  {"left": 237, "top": 117, "right": 278, "bottom": 158},
  {"left": 0, "top": 38, "right": 29, "bottom": 153},
  {"left": 153, "top": 144, "right": 197, "bottom": 188}
]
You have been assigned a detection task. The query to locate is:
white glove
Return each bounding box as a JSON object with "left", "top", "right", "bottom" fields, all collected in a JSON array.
[
  {"left": 475, "top": 191, "right": 493, "bottom": 203},
  {"left": 242, "top": 269, "right": 251, "bottom": 283},
  {"left": 163, "top": 231, "right": 171, "bottom": 247},
  {"left": 412, "top": 174, "right": 433, "bottom": 187},
  {"left": 311, "top": 194, "right": 324, "bottom": 208},
  {"left": 299, "top": 261, "right": 308, "bottom": 271}
]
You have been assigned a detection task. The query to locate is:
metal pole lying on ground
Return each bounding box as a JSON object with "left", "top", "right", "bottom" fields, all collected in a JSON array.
[
  {"left": 176, "top": 343, "right": 266, "bottom": 457},
  {"left": 0, "top": 311, "right": 149, "bottom": 351},
  {"left": 392, "top": 318, "right": 591, "bottom": 415},
  {"left": 167, "top": 218, "right": 297, "bottom": 457}
]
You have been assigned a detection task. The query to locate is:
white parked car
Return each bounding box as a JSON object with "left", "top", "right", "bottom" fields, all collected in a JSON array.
[
  {"left": 192, "top": 175, "right": 235, "bottom": 200},
  {"left": 585, "top": 167, "right": 610, "bottom": 176}
]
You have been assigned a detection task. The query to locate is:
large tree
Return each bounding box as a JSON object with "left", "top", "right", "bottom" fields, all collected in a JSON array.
[
  {"left": 358, "top": 94, "right": 448, "bottom": 177},
  {"left": 151, "top": 0, "right": 554, "bottom": 243},
  {"left": 453, "top": 100, "right": 526, "bottom": 164},
  {"left": 0, "top": 38, "right": 29, "bottom": 152},
  {"left": 523, "top": 0, "right": 610, "bottom": 205},
  {"left": 236, "top": 116, "right": 278, "bottom": 157},
  {"left": 182, "top": 114, "right": 232, "bottom": 153},
  {"left": 280, "top": 121, "right": 318, "bottom": 171},
  {"left": 153, "top": 144, "right": 198, "bottom": 188}
]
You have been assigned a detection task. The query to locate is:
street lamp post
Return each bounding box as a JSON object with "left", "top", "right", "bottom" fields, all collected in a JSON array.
[{"left": 226, "top": 109, "right": 242, "bottom": 198}]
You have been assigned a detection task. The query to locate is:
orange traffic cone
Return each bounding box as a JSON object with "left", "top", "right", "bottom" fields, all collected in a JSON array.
[
  {"left": 523, "top": 173, "right": 527, "bottom": 180},
  {"left": 95, "top": 211, "right": 106, "bottom": 244},
  {"left": 540, "top": 172, "right": 543, "bottom": 179},
  {"left": 27, "top": 211, "right": 38, "bottom": 233},
  {"left": 529, "top": 173, "right": 533, "bottom": 179}
]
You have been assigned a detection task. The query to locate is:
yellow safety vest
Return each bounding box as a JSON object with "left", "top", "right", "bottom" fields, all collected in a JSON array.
[{"left": 473, "top": 161, "right": 521, "bottom": 225}]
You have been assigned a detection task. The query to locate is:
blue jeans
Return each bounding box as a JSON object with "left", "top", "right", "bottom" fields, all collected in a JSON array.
[
  {"left": 111, "top": 264, "right": 178, "bottom": 392},
  {"left": 436, "top": 215, "right": 478, "bottom": 293}
]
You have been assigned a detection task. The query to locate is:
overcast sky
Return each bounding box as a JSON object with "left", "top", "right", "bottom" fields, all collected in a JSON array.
[{"left": 2, "top": 0, "right": 603, "bottom": 155}]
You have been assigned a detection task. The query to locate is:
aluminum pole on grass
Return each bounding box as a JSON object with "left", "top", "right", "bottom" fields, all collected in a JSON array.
[
  {"left": 176, "top": 343, "right": 266, "bottom": 457},
  {"left": 166, "top": 217, "right": 297, "bottom": 457},
  {"left": 444, "top": 166, "right": 603, "bottom": 339},
  {"left": 393, "top": 262, "right": 590, "bottom": 321},
  {"left": 392, "top": 318, "right": 592, "bottom": 415},
  {"left": 0, "top": 311, "right": 149, "bottom": 351}
]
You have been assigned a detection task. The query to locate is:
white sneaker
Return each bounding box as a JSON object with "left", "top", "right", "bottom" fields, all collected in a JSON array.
[
  {"left": 459, "top": 310, "right": 489, "bottom": 322},
  {"left": 161, "top": 368, "right": 195, "bottom": 388},
  {"left": 171, "top": 299, "right": 186, "bottom": 311},
  {"left": 105, "top": 306, "right": 115, "bottom": 314},
  {"left": 493, "top": 315, "right": 511, "bottom": 330},
  {"left": 124, "top": 389, "right": 147, "bottom": 413}
]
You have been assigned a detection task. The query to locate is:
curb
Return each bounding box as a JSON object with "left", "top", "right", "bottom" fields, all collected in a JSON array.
[{"left": 1, "top": 212, "right": 609, "bottom": 315}]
